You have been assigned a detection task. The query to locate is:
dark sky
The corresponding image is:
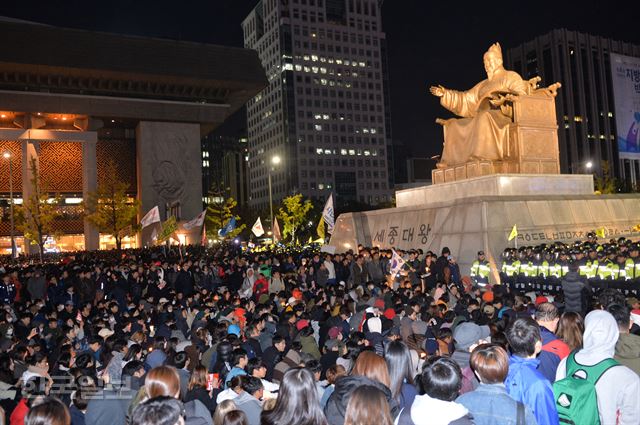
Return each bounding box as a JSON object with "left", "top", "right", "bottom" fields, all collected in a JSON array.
[{"left": 1, "top": 0, "right": 638, "bottom": 158}]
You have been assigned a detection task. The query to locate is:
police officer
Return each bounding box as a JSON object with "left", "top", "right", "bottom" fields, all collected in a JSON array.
[
  {"left": 0, "top": 274, "right": 16, "bottom": 304},
  {"left": 611, "top": 251, "right": 629, "bottom": 281},
  {"left": 470, "top": 251, "right": 490, "bottom": 287},
  {"left": 627, "top": 243, "right": 640, "bottom": 281}
]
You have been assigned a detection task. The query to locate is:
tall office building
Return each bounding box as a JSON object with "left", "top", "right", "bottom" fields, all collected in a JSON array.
[
  {"left": 201, "top": 135, "right": 250, "bottom": 207},
  {"left": 506, "top": 29, "right": 640, "bottom": 182},
  {"left": 242, "top": 0, "right": 393, "bottom": 209}
]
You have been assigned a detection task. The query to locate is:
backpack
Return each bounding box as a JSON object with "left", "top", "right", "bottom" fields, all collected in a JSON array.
[{"left": 553, "top": 352, "right": 619, "bottom": 425}]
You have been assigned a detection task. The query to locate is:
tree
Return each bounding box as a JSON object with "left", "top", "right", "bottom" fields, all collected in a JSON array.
[
  {"left": 15, "top": 157, "right": 63, "bottom": 262},
  {"left": 84, "top": 161, "right": 139, "bottom": 250},
  {"left": 594, "top": 161, "right": 617, "bottom": 194},
  {"left": 278, "top": 193, "right": 313, "bottom": 244},
  {"left": 205, "top": 182, "right": 245, "bottom": 239}
]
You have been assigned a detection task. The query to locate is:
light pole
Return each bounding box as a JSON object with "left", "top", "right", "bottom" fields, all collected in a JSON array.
[
  {"left": 268, "top": 155, "right": 281, "bottom": 243},
  {"left": 3, "top": 152, "right": 15, "bottom": 258}
]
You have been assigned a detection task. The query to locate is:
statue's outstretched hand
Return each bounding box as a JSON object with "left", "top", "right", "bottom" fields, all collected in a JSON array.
[{"left": 429, "top": 85, "right": 445, "bottom": 97}]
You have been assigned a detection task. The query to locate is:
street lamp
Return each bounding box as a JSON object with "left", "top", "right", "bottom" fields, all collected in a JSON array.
[
  {"left": 268, "top": 155, "right": 281, "bottom": 243},
  {"left": 3, "top": 152, "right": 15, "bottom": 258},
  {"left": 585, "top": 161, "right": 593, "bottom": 170}
]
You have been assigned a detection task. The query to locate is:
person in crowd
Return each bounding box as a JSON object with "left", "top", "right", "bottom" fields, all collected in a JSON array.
[
  {"left": 384, "top": 340, "right": 417, "bottom": 412},
  {"left": 534, "top": 302, "right": 569, "bottom": 383},
  {"left": 232, "top": 376, "right": 263, "bottom": 425},
  {"left": 560, "top": 262, "right": 589, "bottom": 316},
  {"left": 130, "top": 396, "right": 184, "bottom": 425},
  {"left": 607, "top": 304, "right": 640, "bottom": 374},
  {"left": 456, "top": 344, "right": 537, "bottom": 425},
  {"left": 213, "top": 400, "right": 238, "bottom": 425},
  {"left": 221, "top": 410, "right": 248, "bottom": 425},
  {"left": 225, "top": 349, "right": 248, "bottom": 388},
  {"left": 556, "top": 310, "right": 640, "bottom": 425},
  {"left": 185, "top": 365, "right": 219, "bottom": 413},
  {"left": 404, "top": 356, "right": 472, "bottom": 425},
  {"left": 450, "top": 322, "right": 490, "bottom": 394},
  {"left": 325, "top": 351, "right": 399, "bottom": 425},
  {"left": 319, "top": 365, "right": 346, "bottom": 408},
  {"left": 25, "top": 397, "right": 71, "bottom": 425},
  {"left": 554, "top": 312, "right": 584, "bottom": 352},
  {"left": 505, "top": 318, "right": 558, "bottom": 425},
  {"left": 69, "top": 377, "right": 96, "bottom": 425},
  {"left": 343, "top": 385, "right": 393, "bottom": 425},
  {"left": 261, "top": 367, "right": 328, "bottom": 425}
]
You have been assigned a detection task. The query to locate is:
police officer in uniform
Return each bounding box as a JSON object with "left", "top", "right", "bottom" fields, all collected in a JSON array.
[{"left": 470, "top": 251, "right": 490, "bottom": 287}]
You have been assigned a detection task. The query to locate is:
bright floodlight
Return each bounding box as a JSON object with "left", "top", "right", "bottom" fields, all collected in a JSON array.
[
  {"left": 586, "top": 161, "right": 593, "bottom": 169},
  {"left": 271, "top": 155, "right": 281, "bottom": 165},
  {"left": 2, "top": 152, "right": 10, "bottom": 159}
]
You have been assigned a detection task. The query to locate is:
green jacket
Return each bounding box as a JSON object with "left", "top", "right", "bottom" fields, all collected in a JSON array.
[{"left": 615, "top": 333, "right": 640, "bottom": 376}]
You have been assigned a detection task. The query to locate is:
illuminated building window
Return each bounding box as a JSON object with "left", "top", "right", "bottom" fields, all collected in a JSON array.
[
  {"left": 316, "top": 148, "right": 323, "bottom": 154},
  {"left": 315, "top": 125, "right": 322, "bottom": 131}
]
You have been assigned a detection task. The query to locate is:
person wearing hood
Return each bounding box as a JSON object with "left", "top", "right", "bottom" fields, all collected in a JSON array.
[
  {"left": 324, "top": 351, "right": 399, "bottom": 425},
  {"left": 505, "top": 317, "right": 558, "bottom": 425},
  {"left": 608, "top": 304, "right": 640, "bottom": 375},
  {"left": 556, "top": 310, "right": 640, "bottom": 425},
  {"left": 401, "top": 357, "right": 472, "bottom": 425},
  {"left": 451, "top": 322, "right": 490, "bottom": 394}
]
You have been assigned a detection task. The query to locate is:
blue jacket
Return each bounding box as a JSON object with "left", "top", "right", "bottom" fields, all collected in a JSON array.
[
  {"left": 505, "top": 355, "right": 558, "bottom": 425},
  {"left": 537, "top": 326, "right": 569, "bottom": 383},
  {"left": 457, "top": 383, "right": 538, "bottom": 425}
]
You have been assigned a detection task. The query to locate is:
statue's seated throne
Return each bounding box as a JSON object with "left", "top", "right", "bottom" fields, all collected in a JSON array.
[{"left": 432, "top": 78, "right": 562, "bottom": 184}]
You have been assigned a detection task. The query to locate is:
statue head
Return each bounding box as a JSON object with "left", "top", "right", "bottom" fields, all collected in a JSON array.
[{"left": 483, "top": 43, "right": 503, "bottom": 78}]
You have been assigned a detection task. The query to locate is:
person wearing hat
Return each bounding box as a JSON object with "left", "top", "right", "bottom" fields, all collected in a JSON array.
[
  {"left": 611, "top": 251, "right": 630, "bottom": 281},
  {"left": 451, "top": 322, "right": 491, "bottom": 394},
  {"left": 470, "top": 251, "right": 490, "bottom": 287},
  {"left": 625, "top": 244, "right": 640, "bottom": 281}
]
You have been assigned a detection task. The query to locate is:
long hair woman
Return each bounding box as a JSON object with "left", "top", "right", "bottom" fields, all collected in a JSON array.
[
  {"left": 261, "top": 367, "right": 327, "bottom": 425},
  {"left": 324, "top": 351, "right": 400, "bottom": 425},
  {"left": 384, "top": 340, "right": 417, "bottom": 411},
  {"left": 343, "top": 385, "right": 393, "bottom": 425},
  {"left": 556, "top": 311, "right": 584, "bottom": 352},
  {"left": 25, "top": 397, "right": 71, "bottom": 425},
  {"left": 185, "top": 365, "right": 216, "bottom": 413}
]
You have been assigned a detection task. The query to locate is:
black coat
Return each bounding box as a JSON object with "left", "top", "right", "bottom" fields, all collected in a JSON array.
[
  {"left": 561, "top": 272, "right": 589, "bottom": 315},
  {"left": 324, "top": 375, "right": 400, "bottom": 425}
]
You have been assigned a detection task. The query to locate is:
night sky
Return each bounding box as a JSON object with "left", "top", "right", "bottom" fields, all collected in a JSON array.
[{"left": 1, "top": 0, "right": 638, "bottom": 160}]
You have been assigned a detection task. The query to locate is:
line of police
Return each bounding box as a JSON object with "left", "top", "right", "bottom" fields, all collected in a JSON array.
[{"left": 469, "top": 233, "right": 640, "bottom": 295}]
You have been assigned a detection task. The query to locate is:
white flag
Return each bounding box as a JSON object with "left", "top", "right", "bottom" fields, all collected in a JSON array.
[
  {"left": 183, "top": 210, "right": 206, "bottom": 230},
  {"left": 140, "top": 206, "right": 161, "bottom": 229},
  {"left": 389, "top": 249, "right": 406, "bottom": 276},
  {"left": 322, "top": 194, "right": 335, "bottom": 234},
  {"left": 252, "top": 217, "right": 265, "bottom": 237}
]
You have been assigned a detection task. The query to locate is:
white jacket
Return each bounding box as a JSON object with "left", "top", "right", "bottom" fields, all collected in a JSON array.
[
  {"left": 556, "top": 310, "right": 640, "bottom": 425},
  {"left": 410, "top": 393, "right": 469, "bottom": 425}
]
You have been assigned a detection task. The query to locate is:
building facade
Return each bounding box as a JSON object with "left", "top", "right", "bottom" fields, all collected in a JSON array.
[
  {"left": 506, "top": 29, "right": 640, "bottom": 182},
  {"left": 242, "top": 0, "right": 393, "bottom": 209},
  {"left": 201, "top": 135, "right": 249, "bottom": 207},
  {"left": 0, "top": 19, "right": 266, "bottom": 253}
]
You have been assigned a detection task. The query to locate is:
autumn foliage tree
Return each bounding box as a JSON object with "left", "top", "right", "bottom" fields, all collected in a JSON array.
[
  {"left": 15, "top": 157, "right": 62, "bottom": 262},
  {"left": 84, "top": 161, "right": 139, "bottom": 250},
  {"left": 278, "top": 193, "right": 313, "bottom": 245}
]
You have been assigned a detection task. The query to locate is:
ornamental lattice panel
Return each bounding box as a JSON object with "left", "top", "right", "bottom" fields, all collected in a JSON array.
[
  {"left": 0, "top": 141, "right": 22, "bottom": 192},
  {"left": 96, "top": 139, "right": 137, "bottom": 192},
  {"left": 39, "top": 141, "right": 83, "bottom": 193}
]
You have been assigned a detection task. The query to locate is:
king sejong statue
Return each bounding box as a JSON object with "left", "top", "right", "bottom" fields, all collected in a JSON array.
[{"left": 430, "top": 43, "right": 529, "bottom": 168}]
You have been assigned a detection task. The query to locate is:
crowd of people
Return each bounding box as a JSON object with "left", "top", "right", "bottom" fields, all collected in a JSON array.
[{"left": 0, "top": 241, "right": 638, "bottom": 425}]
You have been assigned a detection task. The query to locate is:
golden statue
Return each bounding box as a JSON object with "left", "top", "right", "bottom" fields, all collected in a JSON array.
[{"left": 430, "top": 43, "right": 529, "bottom": 168}]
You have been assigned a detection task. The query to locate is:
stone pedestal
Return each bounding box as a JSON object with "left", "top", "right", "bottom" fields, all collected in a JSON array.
[
  {"left": 136, "top": 122, "right": 202, "bottom": 246},
  {"left": 330, "top": 174, "right": 640, "bottom": 284}
]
